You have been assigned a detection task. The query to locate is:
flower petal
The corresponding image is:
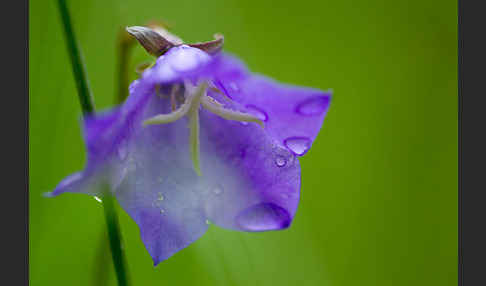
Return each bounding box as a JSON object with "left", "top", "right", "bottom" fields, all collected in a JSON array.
[
  {"left": 141, "top": 46, "right": 250, "bottom": 88},
  {"left": 142, "top": 45, "right": 212, "bottom": 85},
  {"left": 216, "top": 72, "right": 331, "bottom": 156},
  {"left": 197, "top": 109, "right": 301, "bottom": 231},
  {"left": 47, "top": 107, "right": 123, "bottom": 197},
  {"left": 101, "top": 90, "right": 210, "bottom": 265}
]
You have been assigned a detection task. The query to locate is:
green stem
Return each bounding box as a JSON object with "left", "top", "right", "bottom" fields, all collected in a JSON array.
[
  {"left": 116, "top": 30, "right": 135, "bottom": 103},
  {"left": 57, "top": 1, "right": 130, "bottom": 285},
  {"left": 57, "top": 0, "right": 94, "bottom": 115},
  {"left": 102, "top": 194, "right": 130, "bottom": 286}
]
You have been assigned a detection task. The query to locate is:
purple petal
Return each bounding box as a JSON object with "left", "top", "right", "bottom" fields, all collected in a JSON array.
[
  {"left": 142, "top": 45, "right": 212, "bottom": 85},
  {"left": 216, "top": 72, "right": 331, "bottom": 156},
  {"left": 47, "top": 108, "right": 124, "bottom": 197},
  {"left": 142, "top": 46, "right": 250, "bottom": 88},
  {"left": 100, "top": 88, "right": 211, "bottom": 265},
  {"left": 198, "top": 109, "right": 301, "bottom": 231}
]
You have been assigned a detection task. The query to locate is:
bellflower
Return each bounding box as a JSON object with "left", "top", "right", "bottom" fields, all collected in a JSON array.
[{"left": 48, "top": 27, "right": 332, "bottom": 265}]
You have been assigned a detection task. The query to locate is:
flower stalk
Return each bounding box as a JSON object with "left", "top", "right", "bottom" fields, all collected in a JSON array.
[
  {"left": 101, "top": 193, "right": 130, "bottom": 286},
  {"left": 116, "top": 29, "right": 135, "bottom": 103},
  {"left": 57, "top": 0, "right": 130, "bottom": 285},
  {"left": 57, "top": 0, "right": 94, "bottom": 115}
]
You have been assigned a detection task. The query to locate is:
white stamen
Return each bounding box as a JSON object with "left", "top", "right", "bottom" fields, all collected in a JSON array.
[
  {"left": 201, "top": 95, "right": 264, "bottom": 128},
  {"left": 143, "top": 93, "right": 193, "bottom": 125}
]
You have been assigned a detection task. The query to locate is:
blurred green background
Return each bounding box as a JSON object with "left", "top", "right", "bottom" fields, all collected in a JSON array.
[{"left": 29, "top": 0, "right": 457, "bottom": 285}]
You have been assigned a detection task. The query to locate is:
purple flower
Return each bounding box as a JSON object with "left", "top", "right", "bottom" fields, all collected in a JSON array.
[{"left": 48, "top": 44, "right": 331, "bottom": 265}]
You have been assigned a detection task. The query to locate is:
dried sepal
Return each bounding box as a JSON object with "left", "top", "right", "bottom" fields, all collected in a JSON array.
[
  {"left": 189, "top": 34, "right": 224, "bottom": 55},
  {"left": 146, "top": 22, "right": 184, "bottom": 46},
  {"left": 126, "top": 26, "right": 174, "bottom": 56}
]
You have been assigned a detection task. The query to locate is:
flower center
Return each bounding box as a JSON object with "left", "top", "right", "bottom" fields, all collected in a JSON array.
[{"left": 143, "top": 81, "right": 264, "bottom": 176}]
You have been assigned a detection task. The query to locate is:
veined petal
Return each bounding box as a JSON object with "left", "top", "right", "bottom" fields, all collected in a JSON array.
[
  {"left": 141, "top": 46, "right": 250, "bottom": 88},
  {"left": 197, "top": 109, "right": 301, "bottom": 231},
  {"left": 112, "top": 91, "right": 207, "bottom": 264},
  {"left": 47, "top": 107, "right": 123, "bottom": 197},
  {"left": 209, "top": 54, "right": 331, "bottom": 156},
  {"left": 142, "top": 45, "right": 212, "bottom": 85},
  {"left": 219, "top": 74, "right": 331, "bottom": 156}
]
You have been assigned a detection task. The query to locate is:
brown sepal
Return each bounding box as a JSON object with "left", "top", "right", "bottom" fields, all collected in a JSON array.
[
  {"left": 126, "top": 26, "right": 175, "bottom": 57},
  {"left": 189, "top": 34, "right": 224, "bottom": 55}
]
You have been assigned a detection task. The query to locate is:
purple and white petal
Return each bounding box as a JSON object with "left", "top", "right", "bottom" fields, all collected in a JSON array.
[
  {"left": 198, "top": 109, "right": 301, "bottom": 231},
  {"left": 217, "top": 74, "right": 331, "bottom": 156},
  {"left": 111, "top": 90, "right": 210, "bottom": 264},
  {"left": 142, "top": 45, "right": 212, "bottom": 85}
]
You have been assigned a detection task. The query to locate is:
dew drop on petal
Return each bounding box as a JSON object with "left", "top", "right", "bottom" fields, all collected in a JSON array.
[
  {"left": 213, "top": 186, "right": 223, "bottom": 195},
  {"left": 275, "top": 155, "right": 287, "bottom": 167},
  {"left": 245, "top": 104, "right": 268, "bottom": 121},
  {"left": 127, "top": 159, "right": 137, "bottom": 172},
  {"left": 117, "top": 144, "right": 128, "bottom": 160},
  {"left": 236, "top": 203, "right": 291, "bottom": 231},
  {"left": 205, "top": 219, "right": 211, "bottom": 225},
  {"left": 229, "top": 82, "right": 239, "bottom": 92},
  {"left": 284, "top": 137, "right": 311, "bottom": 155},
  {"left": 157, "top": 192, "right": 164, "bottom": 201},
  {"left": 295, "top": 96, "right": 330, "bottom": 116},
  {"left": 240, "top": 121, "right": 248, "bottom": 126},
  {"left": 160, "top": 209, "right": 165, "bottom": 214},
  {"left": 94, "top": 196, "right": 103, "bottom": 203}
]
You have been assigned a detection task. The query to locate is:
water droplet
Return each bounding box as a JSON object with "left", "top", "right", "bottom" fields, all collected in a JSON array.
[
  {"left": 213, "top": 186, "right": 223, "bottom": 195},
  {"left": 117, "top": 144, "right": 128, "bottom": 160},
  {"left": 128, "top": 162, "right": 137, "bottom": 172},
  {"left": 275, "top": 155, "right": 287, "bottom": 167},
  {"left": 240, "top": 121, "right": 248, "bottom": 126},
  {"left": 94, "top": 196, "right": 102, "bottom": 203},
  {"left": 205, "top": 219, "right": 211, "bottom": 225},
  {"left": 157, "top": 192, "right": 164, "bottom": 201},
  {"left": 295, "top": 96, "right": 330, "bottom": 116},
  {"left": 239, "top": 147, "right": 247, "bottom": 159},
  {"left": 284, "top": 137, "right": 311, "bottom": 155},
  {"left": 229, "top": 82, "right": 239, "bottom": 91},
  {"left": 160, "top": 209, "right": 165, "bottom": 214},
  {"left": 245, "top": 104, "right": 268, "bottom": 121},
  {"left": 236, "top": 203, "right": 291, "bottom": 231}
]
